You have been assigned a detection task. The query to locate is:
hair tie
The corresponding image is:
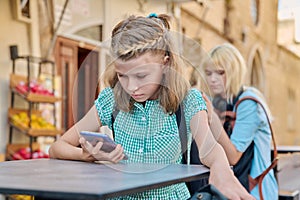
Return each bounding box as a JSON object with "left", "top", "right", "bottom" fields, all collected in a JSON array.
[{"left": 147, "top": 13, "right": 158, "bottom": 18}]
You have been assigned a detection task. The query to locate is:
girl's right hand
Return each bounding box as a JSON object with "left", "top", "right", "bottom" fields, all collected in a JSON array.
[{"left": 79, "top": 137, "right": 126, "bottom": 163}]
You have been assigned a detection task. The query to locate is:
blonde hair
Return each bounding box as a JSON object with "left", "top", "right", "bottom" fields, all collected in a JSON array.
[
  {"left": 200, "top": 43, "right": 247, "bottom": 102},
  {"left": 198, "top": 43, "right": 273, "bottom": 118},
  {"left": 103, "top": 14, "right": 190, "bottom": 113}
]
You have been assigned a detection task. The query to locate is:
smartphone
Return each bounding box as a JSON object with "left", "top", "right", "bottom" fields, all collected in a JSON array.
[
  {"left": 80, "top": 131, "right": 117, "bottom": 152},
  {"left": 80, "top": 131, "right": 128, "bottom": 159}
]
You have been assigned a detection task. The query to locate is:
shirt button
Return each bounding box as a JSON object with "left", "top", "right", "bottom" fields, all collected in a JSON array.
[
  {"left": 141, "top": 116, "right": 146, "bottom": 121},
  {"left": 138, "top": 148, "right": 143, "bottom": 153}
]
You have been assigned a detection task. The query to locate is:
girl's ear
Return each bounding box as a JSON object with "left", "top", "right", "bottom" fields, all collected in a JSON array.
[{"left": 163, "top": 55, "right": 169, "bottom": 65}]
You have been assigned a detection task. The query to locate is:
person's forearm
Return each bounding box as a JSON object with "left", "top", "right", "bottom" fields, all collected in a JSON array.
[
  {"left": 200, "top": 143, "right": 234, "bottom": 183},
  {"left": 200, "top": 142, "right": 229, "bottom": 167},
  {"left": 208, "top": 112, "right": 224, "bottom": 142},
  {"left": 49, "top": 140, "right": 84, "bottom": 160},
  {"left": 49, "top": 125, "right": 96, "bottom": 162},
  {"left": 209, "top": 112, "right": 242, "bottom": 165}
]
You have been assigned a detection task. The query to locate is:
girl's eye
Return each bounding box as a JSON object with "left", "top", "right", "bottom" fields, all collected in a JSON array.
[
  {"left": 217, "top": 70, "right": 225, "bottom": 75},
  {"left": 205, "top": 71, "right": 212, "bottom": 76},
  {"left": 136, "top": 74, "right": 146, "bottom": 79}
]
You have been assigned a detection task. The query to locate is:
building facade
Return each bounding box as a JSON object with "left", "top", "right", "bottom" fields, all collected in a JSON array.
[
  {"left": 0, "top": 0, "right": 299, "bottom": 157},
  {"left": 180, "top": 0, "right": 300, "bottom": 145}
]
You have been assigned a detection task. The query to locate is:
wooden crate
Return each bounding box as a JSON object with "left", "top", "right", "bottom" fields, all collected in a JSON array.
[
  {"left": 10, "top": 74, "right": 60, "bottom": 103},
  {"left": 8, "top": 108, "right": 63, "bottom": 137},
  {"left": 6, "top": 143, "right": 40, "bottom": 160}
]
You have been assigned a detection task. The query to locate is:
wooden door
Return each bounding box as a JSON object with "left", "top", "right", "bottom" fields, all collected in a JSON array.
[
  {"left": 77, "top": 47, "right": 99, "bottom": 121},
  {"left": 54, "top": 36, "right": 99, "bottom": 130}
]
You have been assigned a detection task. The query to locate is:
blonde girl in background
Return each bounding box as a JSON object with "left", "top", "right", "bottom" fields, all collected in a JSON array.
[{"left": 196, "top": 43, "right": 278, "bottom": 199}]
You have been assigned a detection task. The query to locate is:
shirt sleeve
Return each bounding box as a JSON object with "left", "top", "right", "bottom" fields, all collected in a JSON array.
[
  {"left": 230, "top": 99, "right": 260, "bottom": 152},
  {"left": 94, "top": 87, "right": 115, "bottom": 128},
  {"left": 183, "top": 88, "right": 207, "bottom": 123}
]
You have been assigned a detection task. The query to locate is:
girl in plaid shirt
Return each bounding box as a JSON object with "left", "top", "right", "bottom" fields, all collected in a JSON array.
[{"left": 50, "top": 14, "right": 254, "bottom": 200}]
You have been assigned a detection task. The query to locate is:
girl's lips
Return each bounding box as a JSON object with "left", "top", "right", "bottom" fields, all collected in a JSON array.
[
  {"left": 131, "top": 94, "right": 143, "bottom": 99},
  {"left": 210, "top": 86, "right": 219, "bottom": 90},
  {"left": 210, "top": 85, "right": 222, "bottom": 90}
]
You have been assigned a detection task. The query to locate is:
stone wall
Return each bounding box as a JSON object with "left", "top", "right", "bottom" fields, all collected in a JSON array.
[{"left": 181, "top": 0, "right": 300, "bottom": 145}]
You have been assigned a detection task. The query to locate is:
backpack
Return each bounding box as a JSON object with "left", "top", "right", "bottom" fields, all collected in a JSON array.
[
  {"left": 178, "top": 94, "right": 278, "bottom": 200},
  {"left": 218, "top": 96, "right": 278, "bottom": 200},
  {"left": 214, "top": 91, "right": 255, "bottom": 191}
]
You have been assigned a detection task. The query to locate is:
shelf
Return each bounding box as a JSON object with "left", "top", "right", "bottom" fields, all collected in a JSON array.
[
  {"left": 9, "top": 122, "right": 62, "bottom": 137},
  {"left": 8, "top": 108, "right": 63, "bottom": 137},
  {"left": 6, "top": 194, "right": 34, "bottom": 200},
  {"left": 6, "top": 143, "right": 40, "bottom": 161},
  {"left": 11, "top": 88, "right": 61, "bottom": 103},
  {"left": 7, "top": 55, "right": 61, "bottom": 162},
  {"left": 10, "top": 74, "right": 60, "bottom": 103}
]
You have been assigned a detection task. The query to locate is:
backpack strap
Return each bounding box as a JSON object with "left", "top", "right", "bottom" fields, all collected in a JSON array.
[
  {"left": 111, "top": 107, "right": 120, "bottom": 139},
  {"left": 176, "top": 104, "right": 189, "bottom": 163},
  {"left": 235, "top": 96, "right": 278, "bottom": 200}
]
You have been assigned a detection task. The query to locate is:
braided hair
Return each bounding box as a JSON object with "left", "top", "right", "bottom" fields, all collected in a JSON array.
[{"left": 103, "top": 14, "right": 190, "bottom": 113}]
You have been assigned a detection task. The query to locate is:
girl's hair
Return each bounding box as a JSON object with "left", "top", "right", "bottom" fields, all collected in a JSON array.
[
  {"left": 103, "top": 14, "right": 190, "bottom": 113},
  {"left": 198, "top": 43, "right": 273, "bottom": 118},
  {"left": 200, "top": 43, "right": 247, "bottom": 102}
]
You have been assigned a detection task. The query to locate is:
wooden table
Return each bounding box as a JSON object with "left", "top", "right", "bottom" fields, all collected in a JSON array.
[{"left": 0, "top": 159, "right": 209, "bottom": 200}]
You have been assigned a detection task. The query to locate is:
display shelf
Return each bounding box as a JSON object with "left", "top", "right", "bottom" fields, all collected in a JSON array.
[
  {"left": 6, "top": 143, "right": 40, "bottom": 161},
  {"left": 10, "top": 74, "right": 60, "bottom": 103},
  {"left": 8, "top": 108, "right": 63, "bottom": 137},
  {"left": 7, "top": 54, "right": 61, "bottom": 160},
  {"left": 6, "top": 194, "right": 34, "bottom": 200},
  {"left": 8, "top": 122, "right": 62, "bottom": 137}
]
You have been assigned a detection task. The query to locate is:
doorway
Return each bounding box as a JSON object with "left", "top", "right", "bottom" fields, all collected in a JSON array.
[{"left": 54, "top": 36, "right": 99, "bottom": 131}]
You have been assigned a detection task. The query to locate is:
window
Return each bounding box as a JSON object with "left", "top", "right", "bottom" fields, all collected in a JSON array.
[
  {"left": 74, "top": 25, "right": 103, "bottom": 42},
  {"left": 14, "top": 0, "right": 31, "bottom": 23}
]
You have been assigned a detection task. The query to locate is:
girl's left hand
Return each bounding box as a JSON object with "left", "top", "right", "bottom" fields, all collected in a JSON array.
[{"left": 79, "top": 137, "right": 126, "bottom": 163}]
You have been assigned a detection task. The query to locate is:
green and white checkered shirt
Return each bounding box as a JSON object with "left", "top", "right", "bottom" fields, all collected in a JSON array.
[{"left": 95, "top": 87, "right": 206, "bottom": 200}]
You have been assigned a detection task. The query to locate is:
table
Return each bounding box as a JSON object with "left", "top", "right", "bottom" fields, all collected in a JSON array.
[
  {"left": 277, "top": 154, "right": 300, "bottom": 199},
  {"left": 276, "top": 145, "right": 300, "bottom": 154},
  {"left": 272, "top": 145, "right": 300, "bottom": 177},
  {"left": 0, "top": 159, "right": 209, "bottom": 200}
]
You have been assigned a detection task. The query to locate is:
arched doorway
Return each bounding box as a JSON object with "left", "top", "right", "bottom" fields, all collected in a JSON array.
[{"left": 248, "top": 46, "right": 265, "bottom": 93}]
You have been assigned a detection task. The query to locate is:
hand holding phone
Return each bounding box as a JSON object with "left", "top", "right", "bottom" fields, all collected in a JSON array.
[
  {"left": 80, "top": 131, "right": 128, "bottom": 160},
  {"left": 80, "top": 131, "right": 117, "bottom": 152}
]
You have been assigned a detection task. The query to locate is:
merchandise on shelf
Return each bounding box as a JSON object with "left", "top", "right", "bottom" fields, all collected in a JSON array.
[
  {"left": 11, "top": 111, "right": 55, "bottom": 130},
  {"left": 11, "top": 147, "right": 49, "bottom": 160},
  {"left": 15, "top": 80, "right": 54, "bottom": 96},
  {"left": 6, "top": 55, "right": 62, "bottom": 161},
  {"left": 10, "top": 74, "right": 60, "bottom": 103}
]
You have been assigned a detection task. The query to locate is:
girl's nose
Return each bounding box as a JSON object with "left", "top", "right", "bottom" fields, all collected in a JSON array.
[
  {"left": 210, "top": 73, "right": 218, "bottom": 81},
  {"left": 127, "top": 78, "right": 138, "bottom": 92},
  {"left": 210, "top": 73, "right": 217, "bottom": 81}
]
